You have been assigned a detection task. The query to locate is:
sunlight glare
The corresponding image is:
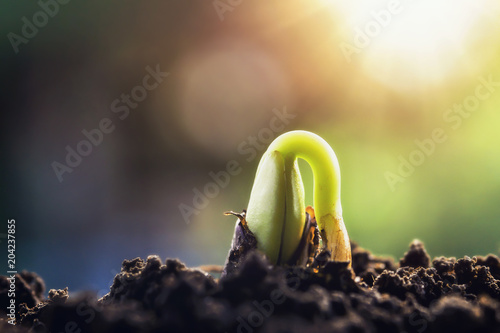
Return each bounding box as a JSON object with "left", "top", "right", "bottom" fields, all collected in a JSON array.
[{"left": 327, "top": 0, "right": 495, "bottom": 91}]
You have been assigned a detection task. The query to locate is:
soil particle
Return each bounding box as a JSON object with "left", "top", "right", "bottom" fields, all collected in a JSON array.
[
  {"left": 1, "top": 240, "right": 500, "bottom": 332},
  {"left": 400, "top": 239, "right": 431, "bottom": 269}
]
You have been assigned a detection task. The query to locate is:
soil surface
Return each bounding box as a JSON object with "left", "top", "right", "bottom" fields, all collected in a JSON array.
[{"left": 1, "top": 240, "right": 500, "bottom": 332}]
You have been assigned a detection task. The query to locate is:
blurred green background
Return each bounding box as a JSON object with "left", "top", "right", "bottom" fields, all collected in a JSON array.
[{"left": 1, "top": 0, "right": 500, "bottom": 293}]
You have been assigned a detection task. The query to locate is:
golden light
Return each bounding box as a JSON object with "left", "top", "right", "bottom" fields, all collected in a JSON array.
[{"left": 326, "top": 0, "right": 499, "bottom": 91}]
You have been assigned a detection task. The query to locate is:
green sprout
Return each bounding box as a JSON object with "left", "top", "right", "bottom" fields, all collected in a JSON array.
[{"left": 245, "top": 130, "right": 351, "bottom": 265}]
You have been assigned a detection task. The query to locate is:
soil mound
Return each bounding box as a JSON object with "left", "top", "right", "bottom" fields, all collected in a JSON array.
[{"left": 1, "top": 240, "right": 500, "bottom": 332}]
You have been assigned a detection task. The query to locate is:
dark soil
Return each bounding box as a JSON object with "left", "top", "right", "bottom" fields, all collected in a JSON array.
[{"left": 1, "top": 240, "right": 500, "bottom": 333}]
